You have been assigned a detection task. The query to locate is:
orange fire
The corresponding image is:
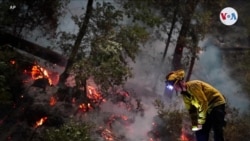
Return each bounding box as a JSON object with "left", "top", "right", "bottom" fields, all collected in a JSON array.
[
  {"left": 180, "top": 127, "right": 192, "bottom": 141},
  {"left": 31, "top": 64, "right": 59, "bottom": 86},
  {"left": 101, "top": 128, "right": 115, "bottom": 141},
  {"left": 180, "top": 134, "right": 189, "bottom": 141},
  {"left": 34, "top": 117, "right": 48, "bottom": 128},
  {"left": 87, "top": 85, "right": 104, "bottom": 102},
  {"left": 79, "top": 103, "right": 93, "bottom": 112},
  {"left": 31, "top": 65, "right": 52, "bottom": 85},
  {"left": 75, "top": 86, "right": 104, "bottom": 113},
  {"left": 121, "top": 115, "right": 128, "bottom": 121}
]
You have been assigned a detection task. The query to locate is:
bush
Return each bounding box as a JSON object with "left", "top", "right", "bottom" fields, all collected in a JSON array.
[
  {"left": 42, "top": 121, "right": 94, "bottom": 141},
  {"left": 151, "top": 99, "right": 186, "bottom": 141},
  {"left": 0, "top": 46, "right": 27, "bottom": 104}
]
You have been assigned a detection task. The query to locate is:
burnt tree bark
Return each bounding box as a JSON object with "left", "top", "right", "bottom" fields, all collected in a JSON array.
[
  {"left": 59, "top": 0, "right": 93, "bottom": 86},
  {"left": 172, "top": 0, "right": 199, "bottom": 70}
]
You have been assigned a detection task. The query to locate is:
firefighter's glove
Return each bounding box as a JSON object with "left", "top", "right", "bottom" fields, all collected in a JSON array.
[{"left": 192, "top": 124, "right": 202, "bottom": 131}]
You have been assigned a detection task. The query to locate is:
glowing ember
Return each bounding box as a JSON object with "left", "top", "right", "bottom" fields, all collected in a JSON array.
[
  {"left": 121, "top": 115, "right": 128, "bottom": 121},
  {"left": 50, "top": 96, "right": 57, "bottom": 106},
  {"left": 180, "top": 127, "right": 194, "bottom": 141},
  {"left": 34, "top": 117, "right": 48, "bottom": 128},
  {"left": 10, "top": 60, "right": 16, "bottom": 65},
  {"left": 79, "top": 103, "right": 87, "bottom": 109},
  {"left": 100, "top": 127, "right": 115, "bottom": 141},
  {"left": 149, "top": 138, "right": 155, "bottom": 141},
  {"left": 79, "top": 103, "right": 93, "bottom": 112},
  {"left": 105, "top": 114, "right": 132, "bottom": 130},
  {"left": 180, "top": 133, "right": 189, "bottom": 141},
  {"left": 72, "top": 97, "right": 76, "bottom": 103},
  {"left": 76, "top": 85, "right": 104, "bottom": 113},
  {"left": 87, "top": 86, "right": 103, "bottom": 102}
]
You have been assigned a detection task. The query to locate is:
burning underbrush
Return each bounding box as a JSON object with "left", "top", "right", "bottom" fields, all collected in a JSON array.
[{"left": 0, "top": 46, "right": 194, "bottom": 141}]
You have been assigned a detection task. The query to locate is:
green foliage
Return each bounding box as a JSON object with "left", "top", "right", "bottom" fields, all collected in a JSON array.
[
  {"left": 192, "top": 11, "right": 212, "bottom": 40},
  {"left": 121, "top": 0, "right": 164, "bottom": 27},
  {"left": 153, "top": 99, "right": 185, "bottom": 140},
  {"left": 120, "top": 0, "right": 226, "bottom": 69},
  {"left": 42, "top": 121, "right": 94, "bottom": 141},
  {"left": 58, "top": 1, "right": 150, "bottom": 91},
  {"left": 0, "top": 0, "right": 69, "bottom": 36},
  {"left": 116, "top": 24, "right": 149, "bottom": 61},
  {"left": 92, "top": 2, "right": 123, "bottom": 32},
  {"left": 0, "top": 46, "right": 26, "bottom": 104},
  {"left": 73, "top": 24, "right": 149, "bottom": 90},
  {"left": 57, "top": 31, "right": 76, "bottom": 55}
]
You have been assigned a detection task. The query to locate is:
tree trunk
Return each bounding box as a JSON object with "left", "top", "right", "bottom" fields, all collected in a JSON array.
[
  {"left": 186, "top": 56, "right": 195, "bottom": 81},
  {"left": 186, "top": 26, "right": 198, "bottom": 81},
  {"left": 0, "top": 31, "right": 66, "bottom": 66},
  {"left": 172, "top": 0, "right": 199, "bottom": 70},
  {"left": 59, "top": 0, "right": 93, "bottom": 86},
  {"left": 162, "top": 0, "right": 179, "bottom": 61},
  {"left": 80, "top": 78, "right": 88, "bottom": 101}
]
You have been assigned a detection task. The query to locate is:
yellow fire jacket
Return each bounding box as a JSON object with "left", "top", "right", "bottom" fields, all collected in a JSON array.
[{"left": 181, "top": 80, "right": 226, "bottom": 125}]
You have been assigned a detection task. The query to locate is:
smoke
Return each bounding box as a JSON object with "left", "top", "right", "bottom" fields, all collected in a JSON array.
[
  {"left": 118, "top": 37, "right": 180, "bottom": 140},
  {"left": 192, "top": 37, "right": 250, "bottom": 112},
  {"left": 119, "top": 34, "right": 250, "bottom": 140},
  {"left": 124, "top": 106, "right": 157, "bottom": 141}
]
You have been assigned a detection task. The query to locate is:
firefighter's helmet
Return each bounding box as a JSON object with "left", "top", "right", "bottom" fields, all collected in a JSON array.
[
  {"left": 166, "top": 69, "right": 185, "bottom": 82},
  {"left": 165, "top": 69, "right": 185, "bottom": 90}
]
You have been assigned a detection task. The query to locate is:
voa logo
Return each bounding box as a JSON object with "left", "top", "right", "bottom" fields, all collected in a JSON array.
[{"left": 220, "top": 7, "right": 238, "bottom": 26}]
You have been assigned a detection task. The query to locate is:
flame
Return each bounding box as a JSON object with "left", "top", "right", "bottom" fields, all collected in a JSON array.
[
  {"left": 106, "top": 114, "right": 132, "bottom": 130},
  {"left": 100, "top": 128, "right": 115, "bottom": 141},
  {"left": 180, "top": 134, "right": 189, "bottom": 141},
  {"left": 109, "top": 114, "right": 127, "bottom": 122},
  {"left": 50, "top": 96, "right": 57, "bottom": 106},
  {"left": 87, "top": 86, "right": 103, "bottom": 102},
  {"left": 121, "top": 115, "right": 128, "bottom": 121},
  {"left": 77, "top": 85, "right": 104, "bottom": 113},
  {"left": 180, "top": 127, "right": 192, "bottom": 141},
  {"left": 31, "top": 65, "right": 52, "bottom": 85},
  {"left": 98, "top": 114, "right": 132, "bottom": 141},
  {"left": 30, "top": 64, "right": 59, "bottom": 86},
  {"left": 79, "top": 103, "right": 93, "bottom": 112},
  {"left": 34, "top": 117, "right": 48, "bottom": 128}
]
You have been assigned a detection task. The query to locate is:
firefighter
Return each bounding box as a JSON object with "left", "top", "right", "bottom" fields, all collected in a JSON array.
[{"left": 165, "top": 69, "right": 226, "bottom": 141}]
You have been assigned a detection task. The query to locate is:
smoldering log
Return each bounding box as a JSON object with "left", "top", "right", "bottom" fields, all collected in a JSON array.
[{"left": 0, "top": 31, "right": 67, "bottom": 67}]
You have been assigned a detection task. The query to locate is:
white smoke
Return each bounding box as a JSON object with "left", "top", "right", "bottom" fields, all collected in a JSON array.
[
  {"left": 120, "top": 37, "right": 180, "bottom": 140},
  {"left": 121, "top": 34, "right": 250, "bottom": 140},
  {"left": 192, "top": 37, "right": 249, "bottom": 112}
]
